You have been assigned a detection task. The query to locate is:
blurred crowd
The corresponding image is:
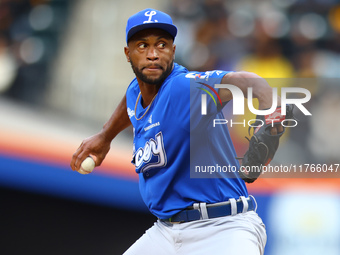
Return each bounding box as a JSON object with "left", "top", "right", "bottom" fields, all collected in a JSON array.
[
  {"left": 0, "top": 0, "right": 70, "bottom": 103},
  {"left": 167, "top": 0, "right": 340, "bottom": 78}
]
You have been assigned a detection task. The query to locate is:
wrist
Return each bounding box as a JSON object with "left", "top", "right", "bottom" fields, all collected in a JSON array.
[
  {"left": 257, "top": 87, "right": 273, "bottom": 110},
  {"left": 100, "top": 126, "right": 115, "bottom": 143},
  {"left": 257, "top": 88, "right": 282, "bottom": 110}
]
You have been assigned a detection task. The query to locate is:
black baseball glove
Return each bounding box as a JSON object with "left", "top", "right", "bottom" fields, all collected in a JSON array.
[{"left": 238, "top": 105, "right": 294, "bottom": 183}]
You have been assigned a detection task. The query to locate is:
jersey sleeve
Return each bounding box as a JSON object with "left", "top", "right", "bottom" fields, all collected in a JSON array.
[{"left": 169, "top": 70, "right": 231, "bottom": 132}]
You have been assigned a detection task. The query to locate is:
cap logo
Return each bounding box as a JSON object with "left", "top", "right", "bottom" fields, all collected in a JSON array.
[{"left": 143, "top": 10, "right": 158, "bottom": 23}]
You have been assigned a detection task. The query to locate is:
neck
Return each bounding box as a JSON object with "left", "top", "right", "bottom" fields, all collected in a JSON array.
[{"left": 137, "top": 81, "right": 161, "bottom": 108}]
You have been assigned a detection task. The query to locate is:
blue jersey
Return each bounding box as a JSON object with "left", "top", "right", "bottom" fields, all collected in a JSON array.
[{"left": 126, "top": 63, "right": 248, "bottom": 219}]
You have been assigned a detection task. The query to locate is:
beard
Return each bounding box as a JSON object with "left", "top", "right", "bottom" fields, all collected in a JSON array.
[{"left": 130, "top": 59, "right": 174, "bottom": 85}]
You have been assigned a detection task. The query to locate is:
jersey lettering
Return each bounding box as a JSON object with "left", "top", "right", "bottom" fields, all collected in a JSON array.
[
  {"left": 134, "top": 132, "right": 167, "bottom": 173},
  {"left": 185, "top": 71, "right": 222, "bottom": 81},
  {"left": 127, "top": 107, "right": 135, "bottom": 119},
  {"left": 185, "top": 72, "right": 198, "bottom": 79}
]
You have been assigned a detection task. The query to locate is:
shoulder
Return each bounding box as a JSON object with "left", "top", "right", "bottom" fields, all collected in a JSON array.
[
  {"left": 126, "top": 78, "right": 140, "bottom": 119},
  {"left": 166, "top": 70, "right": 233, "bottom": 97},
  {"left": 126, "top": 78, "right": 139, "bottom": 94}
]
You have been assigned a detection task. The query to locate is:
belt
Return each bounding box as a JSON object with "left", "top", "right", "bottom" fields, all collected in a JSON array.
[{"left": 163, "top": 197, "right": 254, "bottom": 223}]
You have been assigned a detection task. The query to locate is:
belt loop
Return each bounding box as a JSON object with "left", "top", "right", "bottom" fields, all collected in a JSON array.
[
  {"left": 240, "top": 196, "right": 248, "bottom": 213},
  {"left": 193, "top": 203, "right": 201, "bottom": 219},
  {"left": 199, "top": 203, "right": 209, "bottom": 219},
  {"left": 249, "top": 195, "right": 258, "bottom": 212},
  {"left": 229, "top": 198, "right": 237, "bottom": 216}
]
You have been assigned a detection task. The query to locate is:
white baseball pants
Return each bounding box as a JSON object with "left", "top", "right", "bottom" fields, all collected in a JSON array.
[{"left": 123, "top": 211, "right": 267, "bottom": 255}]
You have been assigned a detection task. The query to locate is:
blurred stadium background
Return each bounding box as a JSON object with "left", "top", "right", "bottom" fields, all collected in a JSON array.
[{"left": 1, "top": 0, "right": 340, "bottom": 254}]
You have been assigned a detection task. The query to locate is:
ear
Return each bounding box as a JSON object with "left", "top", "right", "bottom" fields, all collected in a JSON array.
[
  {"left": 124, "top": 46, "right": 130, "bottom": 62},
  {"left": 173, "top": 44, "right": 176, "bottom": 60}
]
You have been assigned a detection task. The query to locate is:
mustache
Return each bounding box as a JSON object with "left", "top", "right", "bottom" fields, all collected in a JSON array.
[{"left": 142, "top": 64, "right": 163, "bottom": 70}]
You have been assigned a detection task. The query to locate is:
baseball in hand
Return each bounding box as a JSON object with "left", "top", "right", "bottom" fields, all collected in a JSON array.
[{"left": 78, "top": 156, "right": 95, "bottom": 174}]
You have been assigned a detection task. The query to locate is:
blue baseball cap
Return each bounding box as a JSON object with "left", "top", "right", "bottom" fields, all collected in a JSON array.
[{"left": 126, "top": 8, "right": 177, "bottom": 43}]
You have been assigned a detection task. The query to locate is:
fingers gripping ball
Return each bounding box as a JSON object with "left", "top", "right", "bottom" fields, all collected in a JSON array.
[{"left": 78, "top": 156, "right": 95, "bottom": 175}]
